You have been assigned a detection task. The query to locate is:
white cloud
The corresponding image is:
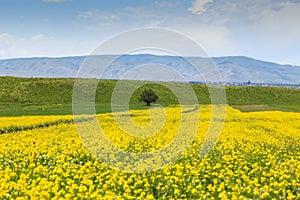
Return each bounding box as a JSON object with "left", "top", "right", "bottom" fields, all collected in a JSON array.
[
  {"left": 75, "top": 1, "right": 239, "bottom": 57},
  {"left": 0, "top": 33, "right": 10, "bottom": 38},
  {"left": 179, "top": 26, "right": 239, "bottom": 56},
  {"left": 0, "top": 33, "right": 64, "bottom": 59},
  {"left": 250, "top": 1, "right": 300, "bottom": 52},
  {"left": 215, "top": 1, "right": 300, "bottom": 44},
  {"left": 260, "top": 1, "right": 300, "bottom": 37},
  {"left": 0, "top": 32, "right": 99, "bottom": 59},
  {"left": 31, "top": 34, "right": 46, "bottom": 41},
  {"left": 144, "top": 21, "right": 164, "bottom": 27},
  {"left": 197, "top": 0, "right": 300, "bottom": 65},
  {"left": 153, "top": 1, "right": 176, "bottom": 9},
  {"left": 0, "top": 33, "right": 13, "bottom": 51},
  {"left": 188, "top": 0, "right": 213, "bottom": 15},
  {"left": 77, "top": 10, "right": 122, "bottom": 31},
  {"left": 2, "top": 0, "right": 300, "bottom": 65},
  {"left": 279, "top": 1, "right": 298, "bottom": 7},
  {"left": 78, "top": 10, "right": 119, "bottom": 21}
]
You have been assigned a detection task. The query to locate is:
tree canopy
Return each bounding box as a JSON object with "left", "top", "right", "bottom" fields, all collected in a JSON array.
[{"left": 139, "top": 89, "right": 158, "bottom": 106}]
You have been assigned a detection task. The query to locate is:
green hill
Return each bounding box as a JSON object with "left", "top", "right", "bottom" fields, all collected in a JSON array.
[{"left": 0, "top": 76, "right": 299, "bottom": 116}]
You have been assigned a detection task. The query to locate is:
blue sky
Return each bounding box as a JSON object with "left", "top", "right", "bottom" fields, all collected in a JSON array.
[{"left": 0, "top": 0, "right": 300, "bottom": 65}]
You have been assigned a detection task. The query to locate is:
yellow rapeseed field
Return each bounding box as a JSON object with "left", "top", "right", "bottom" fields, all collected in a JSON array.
[
  {"left": 0, "top": 115, "right": 74, "bottom": 129},
  {"left": 0, "top": 106, "right": 299, "bottom": 199}
]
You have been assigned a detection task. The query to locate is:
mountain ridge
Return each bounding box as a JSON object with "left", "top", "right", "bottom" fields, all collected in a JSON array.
[{"left": 0, "top": 55, "right": 299, "bottom": 84}]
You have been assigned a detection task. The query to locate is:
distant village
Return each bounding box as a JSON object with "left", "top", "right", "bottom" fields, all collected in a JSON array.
[{"left": 190, "top": 81, "right": 300, "bottom": 89}]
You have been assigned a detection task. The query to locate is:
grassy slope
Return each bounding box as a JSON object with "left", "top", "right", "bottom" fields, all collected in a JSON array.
[{"left": 0, "top": 76, "right": 299, "bottom": 116}]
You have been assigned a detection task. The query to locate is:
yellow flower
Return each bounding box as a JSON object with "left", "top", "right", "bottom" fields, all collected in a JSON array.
[
  {"left": 0, "top": 106, "right": 299, "bottom": 199},
  {"left": 174, "top": 188, "right": 180, "bottom": 196},
  {"left": 191, "top": 188, "right": 198, "bottom": 195}
]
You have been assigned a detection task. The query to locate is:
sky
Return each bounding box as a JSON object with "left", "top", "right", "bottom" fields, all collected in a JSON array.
[{"left": 0, "top": 0, "right": 300, "bottom": 65}]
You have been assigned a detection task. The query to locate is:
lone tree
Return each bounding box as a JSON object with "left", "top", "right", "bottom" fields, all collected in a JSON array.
[{"left": 139, "top": 89, "right": 158, "bottom": 106}]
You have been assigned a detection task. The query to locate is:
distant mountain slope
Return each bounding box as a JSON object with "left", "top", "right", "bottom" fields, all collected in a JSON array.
[
  {"left": 0, "top": 56, "right": 84, "bottom": 78},
  {"left": 213, "top": 56, "right": 300, "bottom": 84},
  {"left": 0, "top": 55, "right": 299, "bottom": 84}
]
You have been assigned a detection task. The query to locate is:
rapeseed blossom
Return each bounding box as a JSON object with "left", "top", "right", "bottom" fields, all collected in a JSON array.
[{"left": 0, "top": 106, "right": 299, "bottom": 199}]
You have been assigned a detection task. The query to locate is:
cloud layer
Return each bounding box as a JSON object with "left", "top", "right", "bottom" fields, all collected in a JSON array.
[
  {"left": 188, "top": 0, "right": 213, "bottom": 14},
  {"left": 1, "top": 0, "right": 300, "bottom": 65}
]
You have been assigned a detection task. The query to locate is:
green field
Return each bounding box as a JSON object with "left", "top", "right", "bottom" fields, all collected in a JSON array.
[{"left": 0, "top": 76, "right": 300, "bottom": 116}]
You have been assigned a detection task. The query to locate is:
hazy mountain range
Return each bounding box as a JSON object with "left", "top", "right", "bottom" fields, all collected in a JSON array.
[{"left": 0, "top": 54, "right": 300, "bottom": 84}]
